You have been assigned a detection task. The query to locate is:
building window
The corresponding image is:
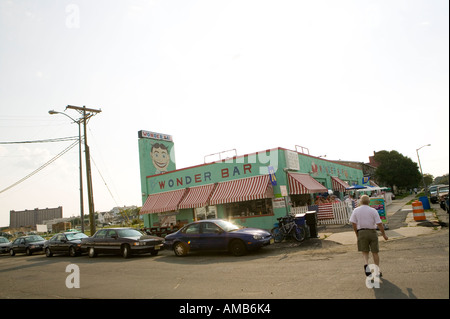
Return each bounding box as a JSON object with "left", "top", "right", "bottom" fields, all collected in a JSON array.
[
  {"left": 224, "top": 198, "right": 273, "bottom": 219},
  {"left": 194, "top": 206, "right": 217, "bottom": 220}
]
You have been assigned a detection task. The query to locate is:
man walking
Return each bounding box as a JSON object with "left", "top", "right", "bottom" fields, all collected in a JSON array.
[{"left": 349, "top": 195, "right": 388, "bottom": 277}]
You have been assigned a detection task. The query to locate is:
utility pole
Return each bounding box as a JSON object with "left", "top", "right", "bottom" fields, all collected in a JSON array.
[
  {"left": 48, "top": 109, "right": 85, "bottom": 232},
  {"left": 66, "top": 105, "right": 101, "bottom": 235}
]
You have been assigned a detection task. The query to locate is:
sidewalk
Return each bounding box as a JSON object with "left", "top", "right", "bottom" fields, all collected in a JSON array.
[{"left": 320, "top": 194, "right": 444, "bottom": 246}]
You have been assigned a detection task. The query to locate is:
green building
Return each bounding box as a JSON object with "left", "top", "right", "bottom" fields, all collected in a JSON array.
[{"left": 138, "top": 130, "right": 364, "bottom": 230}]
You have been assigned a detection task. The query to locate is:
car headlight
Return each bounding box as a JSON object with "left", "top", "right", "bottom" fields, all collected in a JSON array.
[{"left": 253, "top": 235, "right": 263, "bottom": 240}]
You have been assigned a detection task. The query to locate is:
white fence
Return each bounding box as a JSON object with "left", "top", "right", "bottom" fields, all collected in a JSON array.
[{"left": 291, "top": 202, "right": 352, "bottom": 225}]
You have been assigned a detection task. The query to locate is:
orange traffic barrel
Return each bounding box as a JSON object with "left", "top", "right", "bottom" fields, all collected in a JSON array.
[{"left": 412, "top": 200, "right": 426, "bottom": 221}]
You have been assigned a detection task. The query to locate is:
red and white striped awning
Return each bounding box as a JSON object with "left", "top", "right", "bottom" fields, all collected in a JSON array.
[
  {"left": 288, "top": 173, "right": 327, "bottom": 194},
  {"left": 178, "top": 183, "right": 216, "bottom": 209},
  {"left": 209, "top": 175, "right": 273, "bottom": 205},
  {"left": 331, "top": 176, "right": 350, "bottom": 193},
  {"left": 140, "top": 188, "right": 187, "bottom": 215}
]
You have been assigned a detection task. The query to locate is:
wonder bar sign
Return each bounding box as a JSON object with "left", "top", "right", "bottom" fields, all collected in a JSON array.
[
  {"left": 138, "top": 130, "right": 173, "bottom": 142},
  {"left": 138, "top": 130, "right": 177, "bottom": 203}
]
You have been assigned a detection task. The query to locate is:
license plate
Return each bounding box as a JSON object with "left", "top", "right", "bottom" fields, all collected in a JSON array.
[
  {"left": 154, "top": 245, "right": 161, "bottom": 250},
  {"left": 270, "top": 238, "right": 274, "bottom": 245}
]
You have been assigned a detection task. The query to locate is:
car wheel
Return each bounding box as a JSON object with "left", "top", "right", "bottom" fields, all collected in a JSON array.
[
  {"left": 69, "top": 246, "right": 77, "bottom": 257},
  {"left": 9, "top": 249, "right": 15, "bottom": 256},
  {"left": 88, "top": 247, "right": 97, "bottom": 258},
  {"left": 26, "top": 248, "right": 32, "bottom": 256},
  {"left": 173, "top": 242, "right": 188, "bottom": 257},
  {"left": 122, "top": 244, "right": 132, "bottom": 258},
  {"left": 229, "top": 239, "right": 247, "bottom": 256},
  {"left": 45, "top": 247, "right": 53, "bottom": 257}
]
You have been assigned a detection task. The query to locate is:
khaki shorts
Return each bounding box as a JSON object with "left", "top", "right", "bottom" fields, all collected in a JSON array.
[{"left": 357, "top": 229, "right": 379, "bottom": 253}]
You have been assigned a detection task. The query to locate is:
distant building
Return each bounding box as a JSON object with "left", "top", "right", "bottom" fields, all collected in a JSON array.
[{"left": 10, "top": 207, "right": 63, "bottom": 229}]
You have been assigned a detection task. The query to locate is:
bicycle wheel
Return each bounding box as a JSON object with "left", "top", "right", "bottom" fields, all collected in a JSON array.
[
  {"left": 271, "top": 227, "right": 285, "bottom": 243},
  {"left": 292, "top": 225, "right": 306, "bottom": 242}
]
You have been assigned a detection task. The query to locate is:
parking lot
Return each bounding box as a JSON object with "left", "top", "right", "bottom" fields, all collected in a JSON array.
[{"left": 1, "top": 225, "right": 448, "bottom": 301}]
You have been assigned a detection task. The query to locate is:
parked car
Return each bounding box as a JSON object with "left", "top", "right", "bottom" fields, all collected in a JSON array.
[
  {"left": 9, "top": 235, "right": 46, "bottom": 256},
  {"left": 164, "top": 219, "right": 274, "bottom": 257},
  {"left": 81, "top": 227, "right": 165, "bottom": 258},
  {"left": 437, "top": 185, "right": 449, "bottom": 211},
  {"left": 44, "top": 231, "right": 89, "bottom": 257},
  {"left": 443, "top": 194, "right": 449, "bottom": 214},
  {"left": 429, "top": 184, "right": 448, "bottom": 204},
  {"left": 0, "top": 236, "right": 11, "bottom": 254}
]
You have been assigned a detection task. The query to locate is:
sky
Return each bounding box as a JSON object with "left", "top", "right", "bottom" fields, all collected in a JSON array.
[{"left": 0, "top": 0, "right": 448, "bottom": 227}]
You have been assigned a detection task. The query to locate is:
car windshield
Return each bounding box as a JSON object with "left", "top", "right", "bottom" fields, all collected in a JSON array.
[
  {"left": 0, "top": 237, "right": 9, "bottom": 243},
  {"left": 24, "top": 235, "right": 45, "bottom": 243},
  {"left": 66, "top": 232, "right": 88, "bottom": 240},
  {"left": 214, "top": 220, "right": 243, "bottom": 232},
  {"left": 116, "top": 229, "right": 143, "bottom": 238}
]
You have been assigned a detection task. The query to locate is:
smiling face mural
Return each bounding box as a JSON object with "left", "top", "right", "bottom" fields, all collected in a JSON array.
[
  {"left": 138, "top": 130, "right": 176, "bottom": 193},
  {"left": 151, "top": 143, "right": 170, "bottom": 174}
]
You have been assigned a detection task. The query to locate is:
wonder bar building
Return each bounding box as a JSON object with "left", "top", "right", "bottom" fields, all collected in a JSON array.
[{"left": 138, "top": 130, "right": 364, "bottom": 230}]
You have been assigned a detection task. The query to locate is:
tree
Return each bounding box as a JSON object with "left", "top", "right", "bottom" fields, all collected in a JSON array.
[
  {"left": 374, "top": 150, "right": 422, "bottom": 192},
  {"left": 434, "top": 174, "right": 449, "bottom": 185},
  {"left": 423, "top": 174, "right": 434, "bottom": 188}
]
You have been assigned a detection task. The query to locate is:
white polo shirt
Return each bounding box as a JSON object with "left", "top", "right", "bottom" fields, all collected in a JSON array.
[{"left": 349, "top": 204, "right": 382, "bottom": 230}]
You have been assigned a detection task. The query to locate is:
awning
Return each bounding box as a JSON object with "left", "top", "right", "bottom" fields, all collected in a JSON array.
[
  {"left": 331, "top": 176, "right": 350, "bottom": 193},
  {"left": 178, "top": 183, "right": 216, "bottom": 209},
  {"left": 370, "top": 180, "right": 380, "bottom": 188},
  {"left": 288, "top": 173, "right": 328, "bottom": 194},
  {"left": 209, "top": 175, "right": 273, "bottom": 205},
  {"left": 140, "top": 188, "right": 187, "bottom": 215}
]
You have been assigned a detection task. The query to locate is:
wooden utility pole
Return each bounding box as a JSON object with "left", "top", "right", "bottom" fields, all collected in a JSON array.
[{"left": 66, "top": 105, "right": 101, "bottom": 235}]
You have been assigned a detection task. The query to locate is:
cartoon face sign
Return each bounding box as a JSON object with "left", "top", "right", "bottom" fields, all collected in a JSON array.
[{"left": 151, "top": 143, "right": 170, "bottom": 174}]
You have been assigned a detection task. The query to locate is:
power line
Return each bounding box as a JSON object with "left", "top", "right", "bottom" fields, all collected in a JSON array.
[
  {"left": 90, "top": 156, "right": 120, "bottom": 207},
  {"left": 0, "top": 140, "right": 79, "bottom": 194},
  {"left": 0, "top": 136, "right": 79, "bottom": 145}
]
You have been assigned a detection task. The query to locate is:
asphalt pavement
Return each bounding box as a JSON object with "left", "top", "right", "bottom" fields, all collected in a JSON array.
[{"left": 318, "top": 194, "right": 448, "bottom": 246}]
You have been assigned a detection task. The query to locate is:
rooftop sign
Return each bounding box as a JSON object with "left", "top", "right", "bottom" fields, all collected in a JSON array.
[{"left": 138, "top": 130, "right": 173, "bottom": 142}]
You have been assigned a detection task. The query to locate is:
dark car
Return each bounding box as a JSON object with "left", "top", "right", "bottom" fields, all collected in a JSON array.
[
  {"left": 444, "top": 194, "right": 449, "bottom": 214},
  {"left": 429, "top": 184, "right": 447, "bottom": 204},
  {"left": 437, "top": 186, "right": 449, "bottom": 211},
  {"left": 164, "top": 219, "right": 274, "bottom": 257},
  {"left": 0, "top": 236, "right": 11, "bottom": 254},
  {"left": 9, "top": 235, "right": 46, "bottom": 256},
  {"left": 81, "top": 227, "right": 165, "bottom": 258},
  {"left": 44, "top": 231, "right": 89, "bottom": 257}
]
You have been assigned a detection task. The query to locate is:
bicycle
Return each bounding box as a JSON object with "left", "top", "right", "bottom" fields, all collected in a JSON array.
[{"left": 271, "top": 215, "right": 306, "bottom": 243}]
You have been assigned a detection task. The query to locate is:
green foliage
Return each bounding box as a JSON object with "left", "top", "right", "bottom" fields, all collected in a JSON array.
[{"left": 374, "top": 150, "right": 422, "bottom": 190}]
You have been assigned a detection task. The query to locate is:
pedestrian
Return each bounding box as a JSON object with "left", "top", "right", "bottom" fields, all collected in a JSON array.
[{"left": 349, "top": 195, "right": 388, "bottom": 277}]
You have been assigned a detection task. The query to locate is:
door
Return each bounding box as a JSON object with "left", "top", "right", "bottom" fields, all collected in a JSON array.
[
  {"left": 180, "top": 223, "right": 201, "bottom": 250},
  {"left": 200, "top": 222, "right": 228, "bottom": 250},
  {"left": 12, "top": 238, "right": 25, "bottom": 253},
  {"left": 54, "top": 234, "right": 66, "bottom": 252},
  {"left": 92, "top": 229, "right": 108, "bottom": 253},
  {"left": 104, "top": 229, "right": 120, "bottom": 252}
]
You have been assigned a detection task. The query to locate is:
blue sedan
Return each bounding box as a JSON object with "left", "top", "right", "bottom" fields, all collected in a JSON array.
[{"left": 164, "top": 219, "right": 274, "bottom": 257}]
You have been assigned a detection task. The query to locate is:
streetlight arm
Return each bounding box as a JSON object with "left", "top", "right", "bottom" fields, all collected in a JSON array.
[{"left": 48, "top": 110, "right": 78, "bottom": 123}]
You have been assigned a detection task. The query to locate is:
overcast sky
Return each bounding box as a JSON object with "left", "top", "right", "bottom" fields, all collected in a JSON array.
[{"left": 0, "top": 0, "right": 448, "bottom": 227}]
